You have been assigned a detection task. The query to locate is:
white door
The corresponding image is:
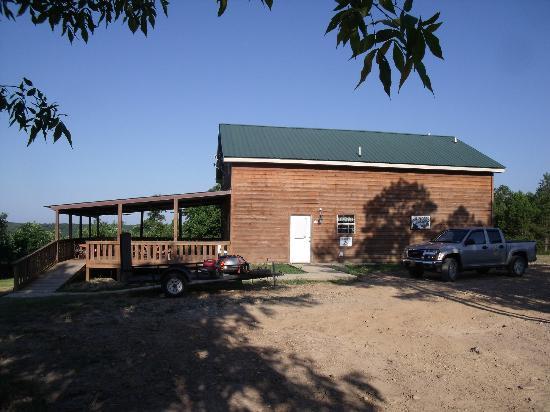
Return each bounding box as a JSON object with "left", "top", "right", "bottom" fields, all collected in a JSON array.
[{"left": 290, "top": 215, "right": 311, "bottom": 263}]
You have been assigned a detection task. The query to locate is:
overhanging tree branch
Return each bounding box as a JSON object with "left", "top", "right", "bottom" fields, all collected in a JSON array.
[{"left": 1, "top": 0, "right": 443, "bottom": 146}]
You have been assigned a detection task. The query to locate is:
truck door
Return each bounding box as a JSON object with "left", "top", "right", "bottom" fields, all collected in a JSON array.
[
  {"left": 486, "top": 229, "right": 507, "bottom": 265},
  {"left": 462, "top": 229, "right": 491, "bottom": 268}
]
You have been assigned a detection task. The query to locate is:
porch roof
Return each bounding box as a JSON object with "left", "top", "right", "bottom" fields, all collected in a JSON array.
[{"left": 45, "top": 190, "right": 231, "bottom": 217}]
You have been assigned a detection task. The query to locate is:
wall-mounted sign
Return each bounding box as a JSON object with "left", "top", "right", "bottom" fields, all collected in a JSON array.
[
  {"left": 411, "top": 215, "right": 431, "bottom": 230},
  {"left": 339, "top": 236, "right": 353, "bottom": 247}
]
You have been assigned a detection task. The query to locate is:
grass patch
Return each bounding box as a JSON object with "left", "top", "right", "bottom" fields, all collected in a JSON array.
[
  {"left": 251, "top": 263, "right": 305, "bottom": 274},
  {"left": 0, "top": 278, "right": 13, "bottom": 294},
  {"left": 242, "top": 278, "right": 320, "bottom": 289},
  {"left": 329, "top": 277, "right": 361, "bottom": 286},
  {"left": 334, "top": 263, "right": 402, "bottom": 276}
]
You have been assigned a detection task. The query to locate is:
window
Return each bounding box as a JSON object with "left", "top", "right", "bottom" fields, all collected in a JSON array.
[
  {"left": 466, "top": 230, "right": 486, "bottom": 245},
  {"left": 337, "top": 215, "right": 355, "bottom": 234},
  {"left": 486, "top": 229, "right": 503, "bottom": 244},
  {"left": 434, "top": 229, "right": 469, "bottom": 243}
]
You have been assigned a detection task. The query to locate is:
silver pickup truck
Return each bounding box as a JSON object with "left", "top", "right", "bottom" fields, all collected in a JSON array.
[{"left": 402, "top": 228, "right": 537, "bottom": 281}]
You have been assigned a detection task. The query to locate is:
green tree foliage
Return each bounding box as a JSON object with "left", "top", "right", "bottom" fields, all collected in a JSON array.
[
  {"left": 97, "top": 221, "right": 118, "bottom": 238},
  {"left": 130, "top": 209, "right": 172, "bottom": 238},
  {"left": 494, "top": 173, "right": 550, "bottom": 252},
  {"left": 0, "top": 212, "right": 12, "bottom": 262},
  {"left": 181, "top": 206, "right": 221, "bottom": 240},
  {"left": 1, "top": 0, "right": 443, "bottom": 144},
  {"left": 10, "top": 222, "right": 54, "bottom": 259},
  {"left": 181, "top": 184, "right": 222, "bottom": 239},
  {"left": 534, "top": 173, "right": 550, "bottom": 252}
]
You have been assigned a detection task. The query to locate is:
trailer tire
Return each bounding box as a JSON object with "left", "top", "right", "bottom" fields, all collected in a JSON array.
[
  {"left": 441, "top": 257, "right": 459, "bottom": 282},
  {"left": 508, "top": 255, "right": 527, "bottom": 277},
  {"left": 162, "top": 272, "right": 187, "bottom": 298}
]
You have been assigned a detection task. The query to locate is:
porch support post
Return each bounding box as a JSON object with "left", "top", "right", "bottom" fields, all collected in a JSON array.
[
  {"left": 88, "top": 217, "right": 91, "bottom": 238},
  {"left": 140, "top": 211, "right": 144, "bottom": 238},
  {"left": 96, "top": 216, "right": 100, "bottom": 238},
  {"left": 55, "top": 210, "right": 60, "bottom": 261},
  {"left": 68, "top": 214, "right": 73, "bottom": 239},
  {"left": 117, "top": 204, "right": 123, "bottom": 238},
  {"left": 173, "top": 198, "right": 179, "bottom": 241},
  {"left": 221, "top": 198, "right": 230, "bottom": 241},
  {"left": 178, "top": 209, "right": 183, "bottom": 240},
  {"left": 79, "top": 216, "right": 83, "bottom": 239},
  {"left": 55, "top": 210, "right": 60, "bottom": 241}
]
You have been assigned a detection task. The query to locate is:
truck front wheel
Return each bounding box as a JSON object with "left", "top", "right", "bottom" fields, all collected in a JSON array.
[
  {"left": 441, "top": 257, "right": 459, "bottom": 282},
  {"left": 508, "top": 255, "right": 527, "bottom": 277}
]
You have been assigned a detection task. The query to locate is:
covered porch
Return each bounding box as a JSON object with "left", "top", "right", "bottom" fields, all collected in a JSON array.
[{"left": 46, "top": 190, "right": 231, "bottom": 282}]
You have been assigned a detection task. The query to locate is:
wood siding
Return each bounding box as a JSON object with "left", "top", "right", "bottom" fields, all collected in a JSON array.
[{"left": 229, "top": 164, "right": 493, "bottom": 263}]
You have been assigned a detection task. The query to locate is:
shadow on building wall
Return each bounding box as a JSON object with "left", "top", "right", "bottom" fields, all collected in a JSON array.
[
  {"left": 356, "top": 179, "right": 438, "bottom": 262},
  {"left": 314, "top": 179, "right": 489, "bottom": 263}
]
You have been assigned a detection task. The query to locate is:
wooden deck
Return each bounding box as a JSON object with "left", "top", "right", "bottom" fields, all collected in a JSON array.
[
  {"left": 7, "top": 259, "right": 85, "bottom": 297},
  {"left": 85, "top": 240, "right": 230, "bottom": 280}
]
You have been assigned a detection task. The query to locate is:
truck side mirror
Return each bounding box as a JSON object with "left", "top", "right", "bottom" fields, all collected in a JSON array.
[{"left": 464, "top": 239, "right": 475, "bottom": 246}]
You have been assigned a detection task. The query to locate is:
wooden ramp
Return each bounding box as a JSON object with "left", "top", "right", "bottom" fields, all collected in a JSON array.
[{"left": 7, "top": 259, "right": 85, "bottom": 298}]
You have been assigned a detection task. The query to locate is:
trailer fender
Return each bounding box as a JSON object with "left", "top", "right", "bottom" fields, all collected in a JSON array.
[{"left": 161, "top": 267, "right": 192, "bottom": 284}]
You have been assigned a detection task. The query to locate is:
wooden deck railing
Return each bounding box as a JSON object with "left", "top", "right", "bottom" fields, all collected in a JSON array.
[
  {"left": 131, "top": 241, "right": 230, "bottom": 266},
  {"left": 86, "top": 240, "right": 120, "bottom": 267},
  {"left": 85, "top": 240, "right": 230, "bottom": 268},
  {"left": 12, "top": 238, "right": 81, "bottom": 291}
]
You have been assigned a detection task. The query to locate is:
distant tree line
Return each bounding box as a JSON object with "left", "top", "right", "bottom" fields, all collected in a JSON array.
[{"left": 494, "top": 173, "right": 550, "bottom": 253}]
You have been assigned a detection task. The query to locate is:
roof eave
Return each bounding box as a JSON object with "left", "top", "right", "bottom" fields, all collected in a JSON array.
[{"left": 223, "top": 157, "right": 506, "bottom": 174}]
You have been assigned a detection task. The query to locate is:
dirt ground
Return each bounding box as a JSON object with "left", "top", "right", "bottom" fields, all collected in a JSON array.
[{"left": 1, "top": 265, "right": 549, "bottom": 411}]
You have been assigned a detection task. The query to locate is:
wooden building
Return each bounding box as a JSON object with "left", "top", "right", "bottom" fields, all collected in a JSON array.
[
  {"left": 217, "top": 124, "right": 505, "bottom": 264},
  {"left": 13, "top": 124, "right": 505, "bottom": 290}
]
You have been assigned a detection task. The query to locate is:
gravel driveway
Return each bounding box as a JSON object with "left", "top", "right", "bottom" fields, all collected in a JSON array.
[{"left": 1, "top": 265, "right": 549, "bottom": 411}]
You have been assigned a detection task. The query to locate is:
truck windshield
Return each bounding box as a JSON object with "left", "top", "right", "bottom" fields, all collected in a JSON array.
[{"left": 433, "top": 229, "right": 469, "bottom": 243}]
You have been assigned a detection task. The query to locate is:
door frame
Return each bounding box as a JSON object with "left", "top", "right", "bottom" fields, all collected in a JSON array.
[{"left": 288, "top": 214, "right": 312, "bottom": 264}]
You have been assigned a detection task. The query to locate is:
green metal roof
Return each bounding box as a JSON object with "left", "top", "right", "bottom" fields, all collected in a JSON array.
[{"left": 218, "top": 124, "right": 505, "bottom": 171}]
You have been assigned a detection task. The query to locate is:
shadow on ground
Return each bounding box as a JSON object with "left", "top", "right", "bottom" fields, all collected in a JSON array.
[
  {"left": 341, "top": 265, "right": 550, "bottom": 323},
  {"left": 0, "top": 286, "right": 380, "bottom": 411}
]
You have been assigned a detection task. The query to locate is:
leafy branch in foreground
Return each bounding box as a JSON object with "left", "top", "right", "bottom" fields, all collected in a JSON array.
[
  {"left": 0, "top": 79, "right": 71, "bottom": 146},
  {"left": 326, "top": 0, "right": 443, "bottom": 96},
  {"left": 0, "top": 0, "right": 169, "bottom": 42},
  {"left": 1, "top": 0, "right": 443, "bottom": 146},
  {"left": 0, "top": 0, "right": 171, "bottom": 145}
]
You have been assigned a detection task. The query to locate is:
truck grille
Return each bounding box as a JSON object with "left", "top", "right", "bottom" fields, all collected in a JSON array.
[
  {"left": 408, "top": 249, "right": 438, "bottom": 260},
  {"left": 408, "top": 249, "right": 425, "bottom": 259}
]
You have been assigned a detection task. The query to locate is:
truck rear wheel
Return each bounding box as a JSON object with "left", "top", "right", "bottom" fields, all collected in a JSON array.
[
  {"left": 508, "top": 255, "right": 527, "bottom": 277},
  {"left": 162, "top": 272, "right": 187, "bottom": 297},
  {"left": 441, "top": 257, "right": 459, "bottom": 282}
]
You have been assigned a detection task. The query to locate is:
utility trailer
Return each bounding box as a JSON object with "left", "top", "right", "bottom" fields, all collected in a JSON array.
[{"left": 158, "top": 263, "right": 277, "bottom": 297}]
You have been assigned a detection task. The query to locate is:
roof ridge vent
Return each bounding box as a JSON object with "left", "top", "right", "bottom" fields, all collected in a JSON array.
[
  {"left": 358, "top": 146, "right": 362, "bottom": 157},
  {"left": 454, "top": 137, "right": 458, "bottom": 143}
]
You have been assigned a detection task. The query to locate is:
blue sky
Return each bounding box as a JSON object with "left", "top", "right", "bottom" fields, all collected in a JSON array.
[{"left": 1, "top": 0, "right": 549, "bottom": 223}]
